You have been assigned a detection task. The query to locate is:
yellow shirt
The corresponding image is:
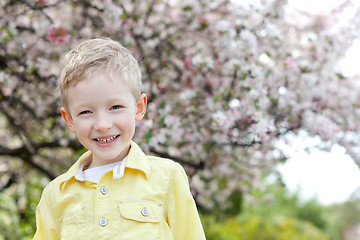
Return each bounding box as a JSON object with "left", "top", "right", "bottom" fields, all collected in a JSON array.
[{"left": 33, "top": 141, "right": 206, "bottom": 240}]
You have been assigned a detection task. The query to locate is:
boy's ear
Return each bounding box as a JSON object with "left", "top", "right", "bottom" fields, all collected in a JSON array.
[
  {"left": 135, "top": 93, "right": 147, "bottom": 121},
  {"left": 60, "top": 107, "right": 76, "bottom": 132}
]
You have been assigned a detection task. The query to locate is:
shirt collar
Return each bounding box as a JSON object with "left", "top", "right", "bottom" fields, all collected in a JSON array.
[
  {"left": 126, "top": 141, "right": 151, "bottom": 180},
  {"left": 59, "top": 141, "right": 151, "bottom": 191},
  {"left": 74, "top": 156, "right": 127, "bottom": 182}
]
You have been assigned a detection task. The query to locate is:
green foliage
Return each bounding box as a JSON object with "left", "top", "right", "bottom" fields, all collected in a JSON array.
[
  {"left": 208, "top": 190, "right": 243, "bottom": 218},
  {"left": 201, "top": 179, "right": 360, "bottom": 240},
  {"left": 0, "top": 194, "right": 23, "bottom": 240},
  {"left": 324, "top": 190, "right": 360, "bottom": 240},
  {"left": 0, "top": 168, "right": 46, "bottom": 240},
  {"left": 298, "top": 199, "right": 327, "bottom": 229},
  {"left": 201, "top": 181, "right": 332, "bottom": 240},
  {"left": 246, "top": 183, "right": 328, "bottom": 230},
  {"left": 202, "top": 214, "right": 329, "bottom": 240}
]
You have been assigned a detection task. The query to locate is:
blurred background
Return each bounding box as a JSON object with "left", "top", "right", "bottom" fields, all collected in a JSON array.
[{"left": 1, "top": 0, "right": 360, "bottom": 239}]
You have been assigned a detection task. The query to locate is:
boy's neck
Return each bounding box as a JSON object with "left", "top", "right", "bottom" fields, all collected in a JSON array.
[{"left": 85, "top": 145, "right": 131, "bottom": 169}]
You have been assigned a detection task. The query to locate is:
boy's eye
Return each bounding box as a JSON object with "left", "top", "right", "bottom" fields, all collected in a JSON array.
[
  {"left": 79, "top": 110, "right": 91, "bottom": 115},
  {"left": 110, "top": 105, "right": 123, "bottom": 110}
]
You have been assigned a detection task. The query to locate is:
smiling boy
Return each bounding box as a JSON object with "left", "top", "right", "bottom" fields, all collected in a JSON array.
[
  {"left": 33, "top": 38, "right": 206, "bottom": 240},
  {"left": 61, "top": 69, "right": 145, "bottom": 169}
]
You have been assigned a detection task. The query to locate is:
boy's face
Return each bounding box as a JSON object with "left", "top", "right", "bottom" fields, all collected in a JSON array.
[{"left": 60, "top": 70, "right": 146, "bottom": 168}]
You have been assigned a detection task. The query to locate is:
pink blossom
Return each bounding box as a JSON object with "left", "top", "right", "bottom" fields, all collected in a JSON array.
[
  {"left": 285, "top": 57, "right": 301, "bottom": 72},
  {"left": 36, "top": 0, "right": 46, "bottom": 5},
  {"left": 47, "top": 27, "right": 71, "bottom": 44},
  {"left": 184, "top": 56, "right": 198, "bottom": 75}
]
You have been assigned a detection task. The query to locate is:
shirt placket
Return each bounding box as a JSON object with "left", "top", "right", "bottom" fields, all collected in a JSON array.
[{"left": 96, "top": 176, "right": 110, "bottom": 240}]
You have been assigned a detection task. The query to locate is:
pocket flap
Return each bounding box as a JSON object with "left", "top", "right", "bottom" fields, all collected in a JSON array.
[{"left": 119, "top": 200, "right": 162, "bottom": 223}]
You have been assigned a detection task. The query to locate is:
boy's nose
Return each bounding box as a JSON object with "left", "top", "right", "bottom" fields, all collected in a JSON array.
[{"left": 94, "top": 115, "right": 112, "bottom": 131}]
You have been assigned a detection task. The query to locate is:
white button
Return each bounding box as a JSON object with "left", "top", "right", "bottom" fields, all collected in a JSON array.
[
  {"left": 99, "top": 217, "right": 108, "bottom": 227},
  {"left": 141, "top": 207, "right": 149, "bottom": 217},
  {"left": 100, "top": 186, "right": 108, "bottom": 195}
]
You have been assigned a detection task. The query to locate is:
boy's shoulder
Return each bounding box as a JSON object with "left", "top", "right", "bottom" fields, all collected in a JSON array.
[
  {"left": 146, "top": 154, "right": 180, "bottom": 168},
  {"left": 42, "top": 168, "right": 76, "bottom": 194},
  {"left": 128, "top": 141, "right": 185, "bottom": 176},
  {"left": 42, "top": 151, "right": 91, "bottom": 194},
  {"left": 143, "top": 154, "right": 188, "bottom": 182}
]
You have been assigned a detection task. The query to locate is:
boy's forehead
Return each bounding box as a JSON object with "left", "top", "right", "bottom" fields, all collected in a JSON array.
[
  {"left": 69, "top": 70, "right": 125, "bottom": 87},
  {"left": 66, "top": 72, "right": 137, "bottom": 105}
]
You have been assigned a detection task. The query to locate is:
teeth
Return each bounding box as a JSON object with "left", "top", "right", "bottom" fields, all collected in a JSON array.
[{"left": 96, "top": 136, "right": 117, "bottom": 143}]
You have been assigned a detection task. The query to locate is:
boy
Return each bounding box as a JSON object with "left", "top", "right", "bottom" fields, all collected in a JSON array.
[{"left": 33, "top": 38, "right": 206, "bottom": 240}]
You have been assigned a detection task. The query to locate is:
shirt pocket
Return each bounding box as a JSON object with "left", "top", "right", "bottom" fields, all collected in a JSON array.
[
  {"left": 119, "top": 200, "right": 162, "bottom": 239},
  {"left": 59, "top": 206, "right": 86, "bottom": 240}
]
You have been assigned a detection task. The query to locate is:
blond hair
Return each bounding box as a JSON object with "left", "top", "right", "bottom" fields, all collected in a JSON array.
[{"left": 59, "top": 37, "right": 142, "bottom": 111}]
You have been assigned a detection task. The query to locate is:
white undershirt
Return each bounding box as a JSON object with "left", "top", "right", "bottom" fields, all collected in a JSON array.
[{"left": 75, "top": 157, "right": 127, "bottom": 183}]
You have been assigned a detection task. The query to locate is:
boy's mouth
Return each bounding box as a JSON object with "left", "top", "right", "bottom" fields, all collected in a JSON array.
[{"left": 94, "top": 135, "right": 120, "bottom": 144}]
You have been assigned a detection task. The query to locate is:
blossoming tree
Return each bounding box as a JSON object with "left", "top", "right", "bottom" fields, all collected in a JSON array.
[{"left": 0, "top": 0, "right": 360, "bottom": 209}]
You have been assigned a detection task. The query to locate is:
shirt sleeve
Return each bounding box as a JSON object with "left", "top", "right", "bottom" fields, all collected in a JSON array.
[
  {"left": 165, "top": 163, "right": 206, "bottom": 240},
  {"left": 33, "top": 186, "right": 60, "bottom": 240}
]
